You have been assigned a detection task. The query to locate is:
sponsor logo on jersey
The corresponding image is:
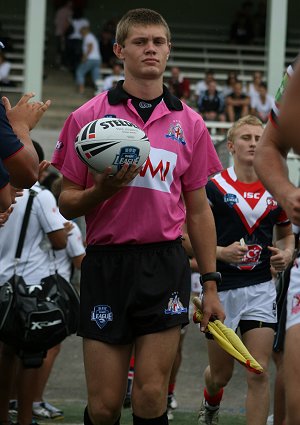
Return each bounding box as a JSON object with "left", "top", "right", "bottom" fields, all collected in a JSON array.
[
  {"left": 165, "top": 292, "right": 187, "bottom": 315},
  {"left": 113, "top": 146, "right": 141, "bottom": 171},
  {"left": 128, "top": 147, "right": 176, "bottom": 193},
  {"left": 224, "top": 193, "right": 238, "bottom": 207},
  {"left": 165, "top": 121, "right": 186, "bottom": 145},
  {"left": 291, "top": 293, "right": 300, "bottom": 315},
  {"left": 104, "top": 114, "right": 117, "bottom": 118},
  {"left": 266, "top": 197, "right": 278, "bottom": 210},
  {"left": 235, "top": 243, "right": 262, "bottom": 270},
  {"left": 139, "top": 101, "right": 152, "bottom": 108},
  {"left": 243, "top": 192, "right": 260, "bottom": 199},
  {"left": 91, "top": 305, "right": 113, "bottom": 329}
]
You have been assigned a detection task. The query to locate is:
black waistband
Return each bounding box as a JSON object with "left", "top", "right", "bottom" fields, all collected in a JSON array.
[{"left": 86, "top": 237, "right": 183, "bottom": 253}]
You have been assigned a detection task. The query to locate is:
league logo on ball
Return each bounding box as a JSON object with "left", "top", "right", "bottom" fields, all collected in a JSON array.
[{"left": 113, "top": 146, "right": 141, "bottom": 171}]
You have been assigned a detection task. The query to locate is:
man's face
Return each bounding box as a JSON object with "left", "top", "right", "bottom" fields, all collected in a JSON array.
[
  {"left": 114, "top": 24, "right": 171, "bottom": 80},
  {"left": 228, "top": 124, "right": 263, "bottom": 165}
]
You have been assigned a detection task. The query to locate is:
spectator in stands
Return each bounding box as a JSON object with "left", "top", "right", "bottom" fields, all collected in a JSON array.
[
  {"left": 225, "top": 80, "right": 250, "bottom": 122},
  {"left": 247, "top": 70, "right": 264, "bottom": 104},
  {"left": 0, "top": 51, "right": 15, "bottom": 87},
  {"left": 98, "top": 19, "right": 117, "bottom": 68},
  {"left": 53, "top": 0, "right": 73, "bottom": 69},
  {"left": 76, "top": 24, "right": 101, "bottom": 95},
  {"left": 194, "top": 69, "right": 215, "bottom": 98},
  {"left": 229, "top": 10, "right": 254, "bottom": 45},
  {"left": 65, "top": 8, "right": 90, "bottom": 76},
  {"left": 250, "top": 82, "right": 274, "bottom": 124},
  {"left": 102, "top": 61, "right": 124, "bottom": 92},
  {"left": 221, "top": 71, "right": 239, "bottom": 97},
  {"left": 167, "top": 66, "right": 190, "bottom": 102},
  {"left": 197, "top": 80, "right": 226, "bottom": 123}
]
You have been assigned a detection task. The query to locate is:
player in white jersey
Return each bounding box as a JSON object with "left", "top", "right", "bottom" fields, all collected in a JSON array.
[
  {"left": 0, "top": 142, "right": 67, "bottom": 425},
  {"left": 254, "top": 59, "right": 300, "bottom": 425}
]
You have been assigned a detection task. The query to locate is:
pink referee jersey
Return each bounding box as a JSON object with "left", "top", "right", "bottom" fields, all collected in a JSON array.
[{"left": 52, "top": 83, "right": 222, "bottom": 245}]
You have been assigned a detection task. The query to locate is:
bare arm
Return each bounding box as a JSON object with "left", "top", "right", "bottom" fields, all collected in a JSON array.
[
  {"left": 184, "top": 187, "right": 225, "bottom": 330},
  {"left": 268, "top": 224, "right": 295, "bottom": 272},
  {"left": 254, "top": 121, "right": 300, "bottom": 225},
  {"left": 47, "top": 228, "right": 68, "bottom": 250},
  {"left": 2, "top": 93, "right": 51, "bottom": 187},
  {"left": 58, "top": 164, "right": 141, "bottom": 220},
  {"left": 280, "top": 62, "right": 300, "bottom": 153}
]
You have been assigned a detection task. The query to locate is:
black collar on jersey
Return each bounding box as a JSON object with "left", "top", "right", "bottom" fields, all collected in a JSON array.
[{"left": 107, "top": 80, "right": 183, "bottom": 111}]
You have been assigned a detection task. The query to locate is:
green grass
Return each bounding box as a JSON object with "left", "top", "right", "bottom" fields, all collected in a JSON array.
[{"left": 58, "top": 403, "right": 246, "bottom": 424}]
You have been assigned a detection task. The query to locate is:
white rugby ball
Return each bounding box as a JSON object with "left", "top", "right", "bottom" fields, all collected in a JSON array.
[{"left": 75, "top": 118, "right": 150, "bottom": 174}]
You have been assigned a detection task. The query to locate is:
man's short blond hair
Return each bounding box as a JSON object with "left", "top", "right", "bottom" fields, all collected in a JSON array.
[
  {"left": 115, "top": 8, "right": 171, "bottom": 46},
  {"left": 227, "top": 115, "right": 264, "bottom": 142}
]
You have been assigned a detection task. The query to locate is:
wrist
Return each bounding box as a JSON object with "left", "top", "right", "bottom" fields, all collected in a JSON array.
[{"left": 200, "top": 272, "right": 222, "bottom": 287}]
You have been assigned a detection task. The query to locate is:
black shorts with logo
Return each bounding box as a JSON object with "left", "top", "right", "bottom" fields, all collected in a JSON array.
[{"left": 78, "top": 238, "right": 191, "bottom": 344}]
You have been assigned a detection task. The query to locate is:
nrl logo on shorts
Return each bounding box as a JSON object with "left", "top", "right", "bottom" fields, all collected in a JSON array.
[
  {"left": 113, "top": 146, "right": 141, "bottom": 171},
  {"left": 91, "top": 305, "right": 113, "bottom": 329},
  {"left": 165, "top": 292, "right": 187, "bottom": 315},
  {"left": 224, "top": 193, "right": 238, "bottom": 207}
]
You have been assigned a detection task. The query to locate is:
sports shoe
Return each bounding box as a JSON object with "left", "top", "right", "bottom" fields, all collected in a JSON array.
[
  {"left": 9, "top": 400, "right": 18, "bottom": 416},
  {"left": 32, "top": 401, "right": 64, "bottom": 420},
  {"left": 167, "top": 393, "right": 178, "bottom": 410},
  {"left": 167, "top": 393, "right": 178, "bottom": 421},
  {"left": 266, "top": 414, "right": 274, "bottom": 424},
  {"left": 198, "top": 399, "right": 219, "bottom": 425},
  {"left": 167, "top": 408, "right": 174, "bottom": 421}
]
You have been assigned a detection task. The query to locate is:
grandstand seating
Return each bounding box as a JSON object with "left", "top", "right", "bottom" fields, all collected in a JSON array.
[{"left": 0, "top": 16, "right": 298, "bottom": 139}]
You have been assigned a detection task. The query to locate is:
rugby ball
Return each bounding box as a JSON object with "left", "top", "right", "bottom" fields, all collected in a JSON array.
[{"left": 75, "top": 118, "right": 150, "bottom": 174}]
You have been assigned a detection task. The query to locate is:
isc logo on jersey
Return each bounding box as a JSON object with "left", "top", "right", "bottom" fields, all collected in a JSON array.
[{"left": 243, "top": 192, "right": 260, "bottom": 199}]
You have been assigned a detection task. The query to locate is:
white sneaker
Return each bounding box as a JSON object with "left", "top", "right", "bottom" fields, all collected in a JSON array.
[
  {"left": 266, "top": 414, "right": 274, "bottom": 424},
  {"left": 33, "top": 401, "right": 64, "bottom": 420},
  {"left": 168, "top": 393, "right": 178, "bottom": 410}
]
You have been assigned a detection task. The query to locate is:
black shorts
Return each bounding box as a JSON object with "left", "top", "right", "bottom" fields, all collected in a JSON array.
[{"left": 77, "top": 239, "right": 191, "bottom": 344}]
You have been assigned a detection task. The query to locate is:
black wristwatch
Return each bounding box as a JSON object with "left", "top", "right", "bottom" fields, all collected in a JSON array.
[{"left": 200, "top": 272, "right": 222, "bottom": 286}]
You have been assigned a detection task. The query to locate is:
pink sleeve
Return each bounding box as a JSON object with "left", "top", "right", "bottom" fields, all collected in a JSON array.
[{"left": 182, "top": 124, "right": 222, "bottom": 192}]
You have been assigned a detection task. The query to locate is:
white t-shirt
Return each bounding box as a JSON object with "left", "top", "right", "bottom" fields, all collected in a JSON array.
[
  {"left": 251, "top": 94, "right": 274, "bottom": 117},
  {"left": 83, "top": 32, "right": 101, "bottom": 61},
  {"left": 68, "top": 18, "right": 90, "bottom": 40},
  {"left": 102, "top": 74, "right": 124, "bottom": 91},
  {"left": 0, "top": 183, "right": 65, "bottom": 285},
  {"left": 0, "top": 61, "right": 11, "bottom": 83},
  {"left": 53, "top": 220, "right": 85, "bottom": 282}
]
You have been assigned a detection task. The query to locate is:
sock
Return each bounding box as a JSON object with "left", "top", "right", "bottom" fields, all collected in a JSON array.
[
  {"left": 84, "top": 406, "right": 120, "bottom": 425},
  {"left": 204, "top": 387, "right": 223, "bottom": 407},
  {"left": 168, "top": 383, "right": 175, "bottom": 395},
  {"left": 84, "top": 407, "right": 93, "bottom": 425},
  {"left": 126, "top": 356, "right": 135, "bottom": 395},
  {"left": 132, "top": 411, "right": 168, "bottom": 425}
]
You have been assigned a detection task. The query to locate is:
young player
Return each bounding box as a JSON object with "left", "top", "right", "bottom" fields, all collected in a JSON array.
[
  {"left": 198, "top": 115, "right": 294, "bottom": 425},
  {"left": 51, "top": 8, "right": 225, "bottom": 425},
  {"left": 254, "top": 59, "right": 300, "bottom": 425}
]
